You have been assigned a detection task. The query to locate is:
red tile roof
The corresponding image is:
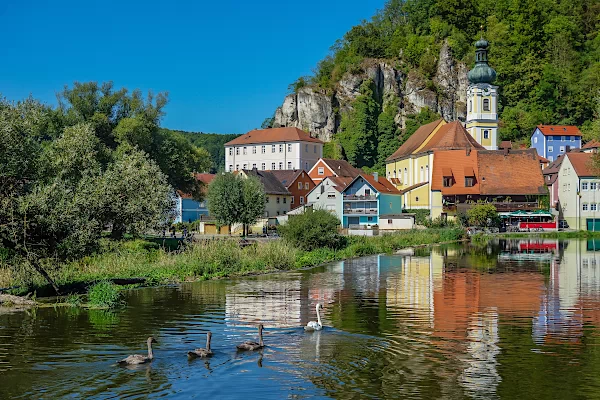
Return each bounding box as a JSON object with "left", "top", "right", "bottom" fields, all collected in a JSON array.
[
  {"left": 431, "top": 149, "right": 546, "bottom": 196},
  {"left": 179, "top": 173, "right": 216, "bottom": 199},
  {"left": 537, "top": 125, "right": 582, "bottom": 137},
  {"left": 567, "top": 152, "right": 597, "bottom": 177},
  {"left": 329, "top": 176, "right": 354, "bottom": 192},
  {"left": 583, "top": 140, "right": 600, "bottom": 149},
  {"left": 352, "top": 174, "right": 401, "bottom": 194},
  {"left": 420, "top": 121, "right": 485, "bottom": 153},
  {"left": 538, "top": 155, "right": 550, "bottom": 163},
  {"left": 386, "top": 119, "right": 444, "bottom": 161},
  {"left": 265, "top": 169, "right": 305, "bottom": 188},
  {"left": 225, "top": 127, "right": 323, "bottom": 146},
  {"left": 313, "top": 158, "right": 362, "bottom": 178}
]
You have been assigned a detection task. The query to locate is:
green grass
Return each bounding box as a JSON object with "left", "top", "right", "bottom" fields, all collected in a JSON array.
[
  {"left": 4, "top": 228, "right": 465, "bottom": 297},
  {"left": 87, "top": 281, "right": 122, "bottom": 308}
]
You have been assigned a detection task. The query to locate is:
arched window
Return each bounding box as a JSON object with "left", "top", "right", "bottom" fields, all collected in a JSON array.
[{"left": 483, "top": 98, "right": 490, "bottom": 111}]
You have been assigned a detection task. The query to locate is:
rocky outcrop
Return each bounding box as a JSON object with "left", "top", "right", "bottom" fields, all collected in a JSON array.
[{"left": 273, "top": 41, "right": 468, "bottom": 141}]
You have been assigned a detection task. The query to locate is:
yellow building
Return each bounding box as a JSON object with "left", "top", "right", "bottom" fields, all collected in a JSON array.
[{"left": 385, "top": 120, "right": 484, "bottom": 212}]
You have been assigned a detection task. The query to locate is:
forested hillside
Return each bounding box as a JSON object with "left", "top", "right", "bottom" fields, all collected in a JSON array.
[
  {"left": 274, "top": 0, "right": 600, "bottom": 172},
  {"left": 168, "top": 130, "right": 240, "bottom": 173}
]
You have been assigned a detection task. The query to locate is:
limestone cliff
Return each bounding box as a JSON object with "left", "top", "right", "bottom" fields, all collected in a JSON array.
[{"left": 273, "top": 42, "right": 467, "bottom": 141}]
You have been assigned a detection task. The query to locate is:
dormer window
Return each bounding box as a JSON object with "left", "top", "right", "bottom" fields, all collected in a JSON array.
[
  {"left": 442, "top": 167, "right": 454, "bottom": 187},
  {"left": 465, "top": 177, "right": 475, "bottom": 187},
  {"left": 443, "top": 177, "right": 453, "bottom": 187}
]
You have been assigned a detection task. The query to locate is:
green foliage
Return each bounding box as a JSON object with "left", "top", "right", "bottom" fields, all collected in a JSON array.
[
  {"left": 176, "top": 130, "right": 240, "bottom": 173},
  {"left": 206, "top": 173, "right": 265, "bottom": 234},
  {"left": 338, "top": 80, "right": 380, "bottom": 168},
  {"left": 87, "top": 281, "right": 122, "bottom": 308},
  {"left": 401, "top": 107, "right": 440, "bottom": 144},
  {"left": 466, "top": 203, "right": 500, "bottom": 227},
  {"left": 404, "top": 209, "right": 431, "bottom": 225},
  {"left": 278, "top": 209, "right": 346, "bottom": 251},
  {"left": 323, "top": 140, "right": 343, "bottom": 159}
]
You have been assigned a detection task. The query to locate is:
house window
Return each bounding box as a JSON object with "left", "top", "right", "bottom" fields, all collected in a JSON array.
[
  {"left": 288, "top": 144, "right": 292, "bottom": 152},
  {"left": 236, "top": 147, "right": 240, "bottom": 155},
  {"left": 404, "top": 168, "right": 408, "bottom": 185},
  {"left": 252, "top": 146, "right": 257, "bottom": 154},
  {"left": 288, "top": 162, "right": 292, "bottom": 170},
  {"left": 291, "top": 197, "right": 294, "bottom": 204},
  {"left": 568, "top": 183, "right": 571, "bottom": 191},
  {"left": 277, "top": 211, "right": 280, "bottom": 216},
  {"left": 279, "top": 144, "right": 283, "bottom": 153},
  {"left": 279, "top": 162, "right": 283, "bottom": 170},
  {"left": 583, "top": 203, "right": 589, "bottom": 211},
  {"left": 229, "top": 164, "right": 233, "bottom": 171},
  {"left": 548, "top": 136, "right": 553, "bottom": 141},
  {"left": 261, "top": 163, "right": 265, "bottom": 170},
  {"left": 483, "top": 130, "right": 489, "bottom": 139},
  {"left": 365, "top": 189, "right": 371, "bottom": 196},
  {"left": 252, "top": 163, "right": 256, "bottom": 169},
  {"left": 276, "top": 197, "right": 280, "bottom": 204},
  {"left": 236, "top": 164, "right": 239, "bottom": 171},
  {"left": 243, "top": 147, "right": 247, "bottom": 155},
  {"left": 305, "top": 182, "right": 309, "bottom": 190},
  {"left": 562, "top": 136, "right": 566, "bottom": 141},
  {"left": 593, "top": 204, "right": 598, "bottom": 212},
  {"left": 483, "top": 98, "right": 490, "bottom": 111},
  {"left": 271, "top": 163, "right": 276, "bottom": 169},
  {"left": 465, "top": 177, "right": 475, "bottom": 187},
  {"left": 560, "top": 146, "right": 565, "bottom": 152},
  {"left": 469, "top": 100, "right": 472, "bottom": 112},
  {"left": 229, "top": 148, "right": 233, "bottom": 156},
  {"left": 367, "top": 217, "right": 373, "bottom": 222},
  {"left": 534, "top": 137, "right": 537, "bottom": 144},
  {"left": 262, "top": 145, "right": 266, "bottom": 154},
  {"left": 415, "top": 196, "right": 419, "bottom": 202},
  {"left": 298, "top": 182, "right": 302, "bottom": 189},
  {"left": 388, "top": 219, "right": 393, "bottom": 224},
  {"left": 571, "top": 136, "right": 575, "bottom": 142},
  {"left": 243, "top": 163, "right": 247, "bottom": 169},
  {"left": 548, "top": 146, "right": 553, "bottom": 153},
  {"left": 425, "top": 165, "right": 429, "bottom": 179},
  {"left": 318, "top": 167, "right": 324, "bottom": 175},
  {"left": 443, "top": 177, "right": 453, "bottom": 187},
  {"left": 305, "top": 162, "right": 309, "bottom": 170},
  {"left": 300, "top": 196, "right": 304, "bottom": 205},
  {"left": 283, "top": 197, "right": 286, "bottom": 204},
  {"left": 305, "top": 144, "right": 309, "bottom": 152},
  {"left": 420, "top": 166, "right": 424, "bottom": 182},
  {"left": 272, "top": 145, "right": 276, "bottom": 153},
  {"left": 592, "top": 182, "right": 598, "bottom": 190},
  {"left": 314, "top": 145, "right": 317, "bottom": 153},
  {"left": 328, "top": 193, "right": 336, "bottom": 199},
  {"left": 583, "top": 182, "right": 589, "bottom": 191},
  {"left": 320, "top": 185, "right": 325, "bottom": 194}
]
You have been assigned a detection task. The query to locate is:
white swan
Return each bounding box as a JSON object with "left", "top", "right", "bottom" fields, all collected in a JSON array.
[{"left": 305, "top": 303, "right": 323, "bottom": 331}]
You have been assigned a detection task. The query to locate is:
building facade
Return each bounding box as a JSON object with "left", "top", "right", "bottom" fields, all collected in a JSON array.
[
  {"left": 465, "top": 39, "right": 498, "bottom": 150},
  {"left": 225, "top": 127, "right": 323, "bottom": 172},
  {"left": 340, "top": 174, "right": 403, "bottom": 228},
  {"left": 306, "top": 176, "right": 353, "bottom": 220},
  {"left": 558, "top": 152, "right": 600, "bottom": 230},
  {"left": 268, "top": 170, "right": 315, "bottom": 209},
  {"left": 531, "top": 125, "right": 582, "bottom": 162},
  {"left": 174, "top": 173, "right": 215, "bottom": 223}
]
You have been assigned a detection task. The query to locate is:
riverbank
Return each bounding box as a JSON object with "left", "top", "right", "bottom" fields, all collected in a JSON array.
[
  {"left": 486, "top": 230, "right": 600, "bottom": 239},
  {"left": 0, "top": 228, "right": 465, "bottom": 298}
]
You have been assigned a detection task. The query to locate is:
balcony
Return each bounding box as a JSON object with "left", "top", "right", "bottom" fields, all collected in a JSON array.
[
  {"left": 344, "top": 194, "right": 376, "bottom": 201},
  {"left": 451, "top": 202, "right": 544, "bottom": 213},
  {"left": 343, "top": 208, "right": 378, "bottom": 215}
]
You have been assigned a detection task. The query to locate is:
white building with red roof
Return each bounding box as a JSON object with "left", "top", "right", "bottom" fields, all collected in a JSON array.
[{"left": 224, "top": 127, "right": 323, "bottom": 173}]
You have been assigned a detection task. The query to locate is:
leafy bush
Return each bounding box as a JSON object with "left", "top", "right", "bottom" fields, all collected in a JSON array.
[
  {"left": 278, "top": 209, "right": 347, "bottom": 251},
  {"left": 88, "top": 281, "right": 122, "bottom": 308},
  {"left": 466, "top": 204, "right": 500, "bottom": 227},
  {"left": 404, "top": 209, "right": 431, "bottom": 225}
]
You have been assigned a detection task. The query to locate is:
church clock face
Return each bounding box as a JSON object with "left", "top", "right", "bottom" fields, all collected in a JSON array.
[{"left": 483, "top": 88, "right": 491, "bottom": 96}]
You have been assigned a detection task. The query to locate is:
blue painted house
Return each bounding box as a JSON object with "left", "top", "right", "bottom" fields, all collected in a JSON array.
[
  {"left": 174, "top": 173, "right": 215, "bottom": 223},
  {"left": 531, "top": 125, "right": 582, "bottom": 162},
  {"left": 340, "top": 173, "right": 405, "bottom": 229}
]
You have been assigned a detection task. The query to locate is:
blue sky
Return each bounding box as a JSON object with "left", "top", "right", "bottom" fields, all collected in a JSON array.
[{"left": 0, "top": 0, "right": 385, "bottom": 134}]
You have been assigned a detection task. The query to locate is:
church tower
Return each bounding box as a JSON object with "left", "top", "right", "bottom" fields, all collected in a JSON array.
[{"left": 466, "top": 38, "right": 498, "bottom": 150}]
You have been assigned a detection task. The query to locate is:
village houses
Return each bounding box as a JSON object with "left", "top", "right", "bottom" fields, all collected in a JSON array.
[
  {"left": 268, "top": 169, "right": 315, "bottom": 209},
  {"left": 238, "top": 169, "right": 292, "bottom": 217},
  {"left": 308, "top": 158, "right": 362, "bottom": 184},
  {"left": 531, "top": 125, "right": 582, "bottom": 162}
]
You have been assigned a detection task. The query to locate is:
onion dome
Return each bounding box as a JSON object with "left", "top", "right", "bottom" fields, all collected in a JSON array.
[{"left": 467, "top": 38, "right": 497, "bottom": 85}]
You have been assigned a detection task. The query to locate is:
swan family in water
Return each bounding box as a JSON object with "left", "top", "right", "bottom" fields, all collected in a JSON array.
[{"left": 118, "top": 303, "right": 324, "bottom": 365}]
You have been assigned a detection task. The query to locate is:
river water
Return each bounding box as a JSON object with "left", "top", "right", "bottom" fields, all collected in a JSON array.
[{"left": 2, "top": 238, "right": 600, "bottom": 399}]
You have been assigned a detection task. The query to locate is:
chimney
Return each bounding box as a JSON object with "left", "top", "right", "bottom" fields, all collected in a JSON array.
[{"left": 373, "top": 172, "right": 378, "bottom": 182}]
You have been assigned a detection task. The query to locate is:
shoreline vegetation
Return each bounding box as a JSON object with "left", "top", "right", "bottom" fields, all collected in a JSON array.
[{"left": 1, "top": 228, "right": 465, "bottom": 301}]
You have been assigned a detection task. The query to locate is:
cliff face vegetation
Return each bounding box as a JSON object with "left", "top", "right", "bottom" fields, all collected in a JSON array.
[{"left": 271, "top": 0, "right": 600, "bottom": 172}]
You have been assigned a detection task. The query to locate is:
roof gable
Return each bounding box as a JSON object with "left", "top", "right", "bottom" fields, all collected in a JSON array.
[
  {"left": 241, "top": 169, "right": 291, "bottom": 195},
  {"left": 386, "top": 119, "right": 445, "bottom": 161},
  {"left": 536, "top": 125, "right": 582, "bottom": 137},
  {"left": 309, "top": 158, "right": 362, "bottom": 178},
  {"left": 342, "top": 174, "right": 401, "bottom": 195},
  {"left": 225, "top": 127, "right": 324, "bottom": 146}
]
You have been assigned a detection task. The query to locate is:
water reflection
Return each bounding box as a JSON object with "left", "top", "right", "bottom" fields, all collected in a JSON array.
[{"left": 2, "top": 238, "right": 600, "bottom": 398}]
